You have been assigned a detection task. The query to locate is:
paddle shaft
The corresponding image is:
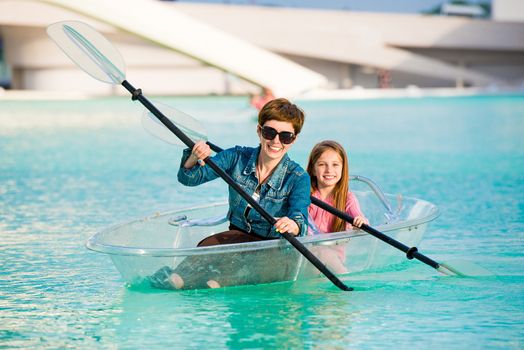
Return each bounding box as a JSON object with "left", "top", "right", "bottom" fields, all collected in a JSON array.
[{"left": 121, "top": 80, "right": 352, "bottom": 291}]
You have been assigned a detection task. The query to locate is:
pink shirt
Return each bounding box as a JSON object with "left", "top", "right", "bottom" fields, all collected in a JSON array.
[
  {"left": 308, "top": 190, "right": 366, "bottom": 263},
  {"left": 308, "top": 190, "right": 365, "bottom": 234}
]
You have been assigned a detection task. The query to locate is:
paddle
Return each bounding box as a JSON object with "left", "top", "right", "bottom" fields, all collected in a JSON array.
[
  {"left": 47, "top": 20, "right": 352, "bottom": 291},
  {"left": 142, "top": 104, "right": 493, "bottom": 277}
]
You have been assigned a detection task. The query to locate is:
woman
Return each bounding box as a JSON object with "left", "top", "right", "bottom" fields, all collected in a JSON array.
[{"left": 149, "top": 98, "right": 310, "bottom": 289}]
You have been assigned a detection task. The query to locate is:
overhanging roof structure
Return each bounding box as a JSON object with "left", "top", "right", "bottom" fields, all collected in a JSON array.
[{"left": 36, "top": 0, "right": 328, "bottom": 96}]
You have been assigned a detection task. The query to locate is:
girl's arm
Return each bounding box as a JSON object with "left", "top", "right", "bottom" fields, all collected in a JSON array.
[
  {"left": 352, "top": 215, "right": 368, "bottom": 228},
  {"left": 346, "top": 192, "right": 369, "bottom": 228}
]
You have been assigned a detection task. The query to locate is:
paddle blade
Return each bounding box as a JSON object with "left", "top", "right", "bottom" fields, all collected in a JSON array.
[
  {"left": 142, "top": 101, "right": 208, "bottom": 146},
  {"left": 437, "top": 259, "right": 494, "bottom": 277},
  {"left": 47, "top": 21, "right": 125, "bottom": 84}
]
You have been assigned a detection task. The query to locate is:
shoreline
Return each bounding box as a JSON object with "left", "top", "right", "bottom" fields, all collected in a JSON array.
[{"left": 0, "top": 86, "right": 523, "bottom": 101}]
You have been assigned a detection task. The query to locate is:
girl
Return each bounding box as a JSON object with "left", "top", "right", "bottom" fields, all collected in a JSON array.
[{"left": 307, "top": 140, "right": 368, "bottom": 274}]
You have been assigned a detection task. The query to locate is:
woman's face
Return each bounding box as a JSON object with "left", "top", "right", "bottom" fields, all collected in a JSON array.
[{"left": 257, "top": 120, "right": 296, "bottom": 161}]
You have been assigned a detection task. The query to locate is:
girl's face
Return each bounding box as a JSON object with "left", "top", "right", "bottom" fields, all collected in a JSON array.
[
  {"left": 257, "top": 120, "right": 296, "bottom": 161},
  {"left": 313, "top": 148, "right": 343, "bottom": 191}
]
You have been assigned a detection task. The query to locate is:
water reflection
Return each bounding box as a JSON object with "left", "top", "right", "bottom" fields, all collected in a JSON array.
[{"left": 108, "top": 279, "right": 367, "bottom": 348}]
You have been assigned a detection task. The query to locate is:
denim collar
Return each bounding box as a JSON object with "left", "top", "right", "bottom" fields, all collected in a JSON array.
[{"left": 243, "top": 145, "right": 289, "bottom": 191}]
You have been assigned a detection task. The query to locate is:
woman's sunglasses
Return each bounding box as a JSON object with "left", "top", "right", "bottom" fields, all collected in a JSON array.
[{"left": 259, "top": 125, "right": 296, "bottom": 144}]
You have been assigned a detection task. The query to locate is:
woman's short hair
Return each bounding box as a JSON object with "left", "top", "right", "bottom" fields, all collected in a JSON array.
[{"left": 258, "top": 98, "right": 305, "bottom": 134}]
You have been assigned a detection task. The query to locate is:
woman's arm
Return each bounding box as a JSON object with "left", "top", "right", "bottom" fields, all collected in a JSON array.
[
  {"left": 177, "top": 144, "right": 235, "bottom": 187},
  {"left": 281, "top": 171, "right": 311, "bottom": 236}
]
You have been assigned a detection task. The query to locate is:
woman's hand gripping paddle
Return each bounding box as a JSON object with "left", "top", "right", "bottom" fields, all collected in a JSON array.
[{"left": 47, "top": 20, "right": 353, "bottom": 291}]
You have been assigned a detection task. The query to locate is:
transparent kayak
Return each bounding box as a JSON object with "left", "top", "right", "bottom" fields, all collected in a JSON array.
[{"left": 86, "top": 176, "right": 439, "bottom": 290}]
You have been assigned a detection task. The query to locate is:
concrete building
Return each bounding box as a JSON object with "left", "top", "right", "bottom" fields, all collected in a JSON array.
[{"left": 0, "top": 0, "right": 523, "bottom": 97}]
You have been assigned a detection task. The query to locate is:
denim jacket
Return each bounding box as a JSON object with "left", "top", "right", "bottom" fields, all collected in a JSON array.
[{"left": 177, "top": 145, "right": 310, "bottom": 238}]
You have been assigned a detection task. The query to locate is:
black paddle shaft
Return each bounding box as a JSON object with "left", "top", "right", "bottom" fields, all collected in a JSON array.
[
  {"left": 121, "top": 80, "right": 352, "bottom": 291},
  {"left": 310, "top": 196, "right": 441, "bottom": 270}
]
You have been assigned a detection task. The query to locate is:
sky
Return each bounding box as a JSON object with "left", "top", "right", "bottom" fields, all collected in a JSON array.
[{"left": 176, "top": 0, "right": 491, "bottom": 14}]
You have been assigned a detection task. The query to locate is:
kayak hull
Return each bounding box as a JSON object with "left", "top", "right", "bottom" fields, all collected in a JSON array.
[{"left": 87, "top": 190, "right": 439, "bottom": 290}]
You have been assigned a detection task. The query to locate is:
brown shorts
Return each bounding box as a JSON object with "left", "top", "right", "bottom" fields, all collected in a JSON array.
[{"left": 197, "top": 224, "right": 273, "bottom": 247}]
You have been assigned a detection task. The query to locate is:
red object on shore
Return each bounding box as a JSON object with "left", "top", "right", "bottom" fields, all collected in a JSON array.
[{"left": 250, "top": 88, "right": 275, "bottom": 110}]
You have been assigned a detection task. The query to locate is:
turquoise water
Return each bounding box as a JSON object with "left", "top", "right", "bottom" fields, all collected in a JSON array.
[{"left": 1, "top": 94, "right": 523, "bottom": 348}]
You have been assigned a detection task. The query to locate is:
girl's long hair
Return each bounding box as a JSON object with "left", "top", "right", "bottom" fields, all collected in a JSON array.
[{"left": 307, "top": 140, "right": 349, "bottom": 232}]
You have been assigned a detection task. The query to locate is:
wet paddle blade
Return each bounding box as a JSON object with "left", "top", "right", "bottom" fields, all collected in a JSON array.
[
  {"left": 47, "top": 21, "right": 126, "bottom": 84},
  {"left": 142, "top": 101, "right": 208, "bottom": 146},
  {"left": 437, "top": 259, "right": 494, "bottom": 277}
]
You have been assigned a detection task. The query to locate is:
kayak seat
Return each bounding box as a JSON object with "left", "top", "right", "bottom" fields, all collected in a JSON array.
[{"left": 168, "top": 214, "right": 228, "bottom": 227}]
